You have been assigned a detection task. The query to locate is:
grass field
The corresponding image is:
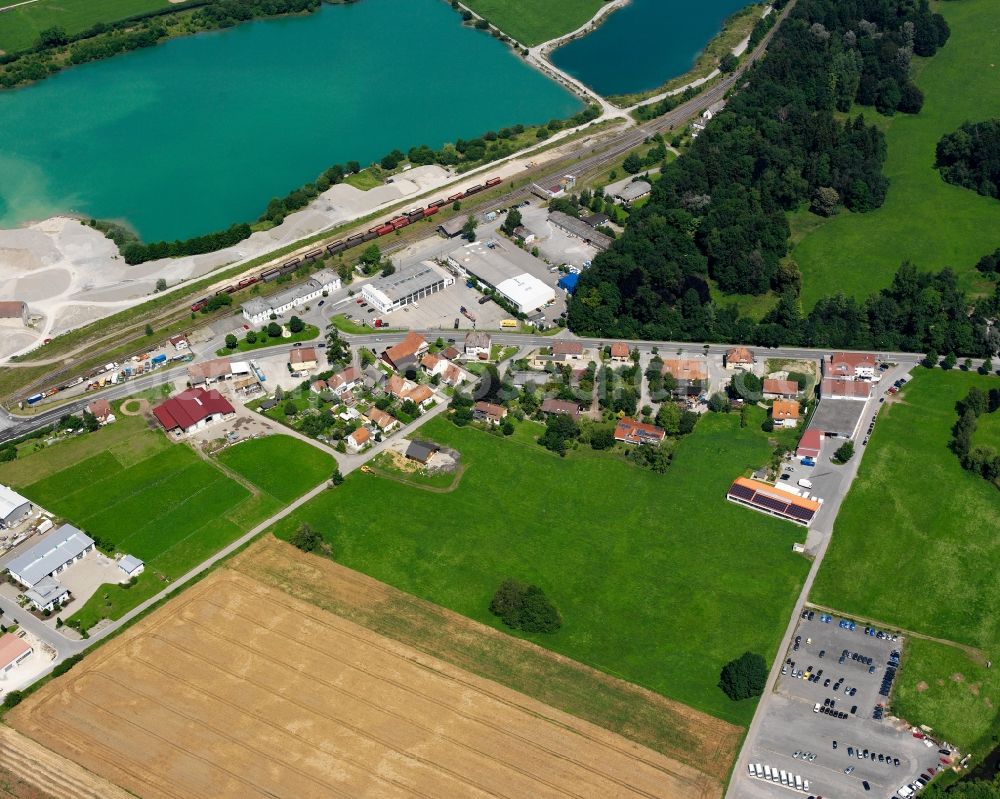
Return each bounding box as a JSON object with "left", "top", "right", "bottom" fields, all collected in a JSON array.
[
  {"left": 217, "top": 435, "right": 333, "bottom": 502},
  {"left": 972, "top": 406, "right": 1000, "bottom": 451},
  {"left": 811, "top": 369, "right": 1000, "bottom": 749},
  {"left": 790, "top": 0, "right": 1000, "bottom": 308},
  {"left": 214, "top": 324, "right": 319, "bottom": 355},
  {"left": 0, "top": 0, "right": 172, "bottom": 54},
  {"left": 461, "top": 0, "right": 603, "bottom": 47},
  {"left": 271, "top": 411, "right": 810, "bottom": 725},
  {"left": 0, "top": 413, "right": 330, "bottom": 630}
]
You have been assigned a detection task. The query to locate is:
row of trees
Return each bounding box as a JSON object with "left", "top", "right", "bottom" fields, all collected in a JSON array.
[
  {"left": 569, "top": 0, "right": 957, "bottom": 341},
  {"left": 936, "top": 119, "right": 1000, "bottom": 200},
  {"left": 950, "top": 386, "right": 1000, "bottom": 485}
]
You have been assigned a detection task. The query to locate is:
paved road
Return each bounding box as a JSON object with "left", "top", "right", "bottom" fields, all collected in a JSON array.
[{"left": 725, "top": 363, "right": 916, "bottom": 799}]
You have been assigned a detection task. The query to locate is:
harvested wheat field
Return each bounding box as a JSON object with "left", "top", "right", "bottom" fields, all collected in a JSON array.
[{"left": 9, "top": 544, "right": 726, "bottom": 799}]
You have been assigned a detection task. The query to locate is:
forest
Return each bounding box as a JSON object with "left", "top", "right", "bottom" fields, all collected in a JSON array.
[
  {"left": 936, "top": 119, "right": 1000, "bottom": 200},
  {"left": 566, "top": 0, "right": 997, "bottom": 356}
]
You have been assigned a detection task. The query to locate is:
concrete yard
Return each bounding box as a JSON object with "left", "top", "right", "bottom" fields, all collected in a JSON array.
[{"left": 732, "top": 613, "right": 945, "bottom": 799}]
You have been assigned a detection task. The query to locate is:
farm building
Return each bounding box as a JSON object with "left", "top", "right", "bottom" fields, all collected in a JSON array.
[
  {"left": 763, "top": 379, "right": 799, "bottom": 399},
  {"left": 382, "top": 332, "right": 429, "bottom": 373},
  {"left": 153, "top": 389, "right": 235, "bottom": 436},
  {"left": 6, "top": 524, "right": 94, "bottom": 590},
  {"left": 464, "top": 331, "right": 491, "bottom": 358},
  {"left": 289, "top": 347, "right": 318, "bottom": 371},
  {"left": 0, "top": 634, "right": 32, "bottom": 677},
  {"left": 771, "top": 399, "right": 800, "bottom": 427},
  {"left": 362, "top": 262, "right": 454, "bottom": 315},
  {"left": 241, "top": 271, "right": 341, "bottom": 324},
  {"left": 0, "top": 301, "right": 29, "bottom": 327},
  {"left": 118, "top": 555, "right": 145, "bottom": 579},
  {"left": 0, "top": 485, "right": 32, "bottom": 529},
  {"left": 725, "top": 347, "right": 755, "bottom": 370},
  {"left": 547, "top": 211, "right": 612, "bottom": 250},
  {"left": 726, "top": 477, "right": 820, "bottom": 526},
  {"left": 86, "top": 398, "right": 116, "bottom": 425},
  {"left": 614, "top": 418, "right": 665, "bottom": 445}
]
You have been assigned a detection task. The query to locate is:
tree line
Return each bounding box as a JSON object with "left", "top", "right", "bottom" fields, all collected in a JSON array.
[
  {"left": 936, "top": 119, "right": 1000, "bottom": 201},
  {"left": 567, "top": 0, "right": 999, "bottom": 358},
  {"left": 949, "top": 386, "right": 1000, "bottom": 486}
]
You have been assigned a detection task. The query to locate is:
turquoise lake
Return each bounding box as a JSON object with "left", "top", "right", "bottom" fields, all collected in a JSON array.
[
  {"left": 551, "top": 0, "right": 754, "bottom": 97},
  {"left": 0, "top": 0, "right": 580, "bottom": 241}
]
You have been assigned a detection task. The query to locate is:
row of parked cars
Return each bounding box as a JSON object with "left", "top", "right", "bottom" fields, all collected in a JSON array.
[{"left": 746, "top": 763, "right": 811, "bottom": 793}]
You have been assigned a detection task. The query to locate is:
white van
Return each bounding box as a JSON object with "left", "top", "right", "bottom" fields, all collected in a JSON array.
[
  {"left": 797, "top": 478, "right": 813, "bottom": 489},
  {"left": 899, "top": 786, "right": 914, "bottom": 798},
  {"left": 795, "top": 775, "right": 803, "bottom": 791},
  {"left": 780, "top": 770, "right": 789, "bottom": 786},
  {"left": 748, "top": 764, "right": 755, "bottom": 775},
  {"left": 755, "top": 764, "right": 764, "bottom": 778},
  {"left": 803, "top": 779, "right": 810, "bottom": 792},
  {"left": 764, "top": 765, "right": 773, "bottom": 780}
]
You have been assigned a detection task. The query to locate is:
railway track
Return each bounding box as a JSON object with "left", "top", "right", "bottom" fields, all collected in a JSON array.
[{"left": 3, "top": 1, "right": 792, "bottom": 406}]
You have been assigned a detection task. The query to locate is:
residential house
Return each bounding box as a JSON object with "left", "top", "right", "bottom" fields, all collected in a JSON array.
[
  {"left": 771, "top": 399, "right": 800, "bottom": 428},
  {"left": 465, "top": 331, "right": 492, "bottom": 359},
  {"left": 310, "top": 379, "right": 328, "bottom": 394},
  {"left": 441, "top": 345, "right": 460, "bottom": 360},
  {"left": 24, "top": 576, "right": 71, "bottom": 612},
  {"left": 614, "top": 417, "right": 666, "bottom": 445},
  {"left": 327, "top": 366, "right": 360, "bottom": 395},
  {"left": 441, "top": 363, "right": 465, "bottom": 387},
  {"left": 407, "top": 385, "right": 434, "bottom": 408},
  {"left": 540, "top": 398, "right": 581, "bottom": 420},
  {"left": 421, "top": 354, "right": 443, "bottom": 375},
  {"left": 0, "top": 633, "right": 32, "bottom": 677},
  {"left": 473, "top": 401, "right": 507, "bottom": 425},
  {"left": 387, "top": 374, "right": 416, "bottom": 401},
  {"left": 824, "top": 352, "right": 878, "bottom": 381},
  {"left": 661, "top": 358, "right": 708, "bottom": 397},
  {"left": 187, "top": 358, "right": 231, "bottom": 386},
  {"left": 382, "top": 332, "right": 428, "bottom": 373},
  {"left": 86, "top": 398, "right": 116, "bottom": 425},
  {"left": 168, "top": 334, "right": 189, "bottom": 351},
  {"left": 763, "top": 379, "right": 800, "bottom": 399},
  {"left": 153, "top": 388, "right": 235, "bottom": 435},
  {"left": 551, "top": 341, "right": 584, "bottom": 361},
  {"left": 725, "top": 347, "right": 755, "bottom": 370},
  {"left": 609, "top": 342, "right": 630, "bottom": 363},
  {"left": 347, "top": 427, "right": 370, "bottom": 453},
  {"left": 366, "top": 407, "right": 400, "bottom": 433},
  {"left": 289, "top": 347, "right": 318, "bottom": 371}
]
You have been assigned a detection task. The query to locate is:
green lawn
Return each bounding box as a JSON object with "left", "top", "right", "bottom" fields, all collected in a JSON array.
[
  {"left": 972, "top": 406, "right": 1000, "bottom": 451},
  {"left": 215, "top": 324, "right": 319, "bottom": 355},
  {"left": 0, "top": 0, "right": 173, "bottom": 54},
  {"left": 217, "top": 435, "right": 333, "bottom": 502},
  {"left": 271, "top": 411, "right": 810, "bottom": 725},
  {"left": 0, "top": 412, "right": 329, "bottom": 631},
  {"left": 811, "top": 369, "right": 1000, "bottom": 749},
  {"left": 791, "top": 0, "right": 1000, "bottom": 309},
  {"left": 461, "top": 0, "right": 603, "bottom": 47}
]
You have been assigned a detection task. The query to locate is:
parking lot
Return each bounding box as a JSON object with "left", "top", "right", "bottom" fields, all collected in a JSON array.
[{"left": 733, "top": 613, "right": 950, "bottom": 799}]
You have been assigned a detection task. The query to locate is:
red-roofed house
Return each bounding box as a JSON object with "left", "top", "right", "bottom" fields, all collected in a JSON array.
[
  {"left": 614, "top": 417, "right": 665, "bottom": 445},
  {"left": 86, "top": 398, "right": 116, "bottom": 425},
  {"left": 366, "top": 407, "right": 400, "bottom": 432},
  {"left": 771, "top": 399, "right": 800, "bottom": 427},
  {"left": 825, "top": 352, "right": 877, "bottom": 380},
  {"left": 473, "top": 401, "right": 507, "bottom": 424},
  {"left": 763, "top": 379, "right": 800, "bottom": 399},
  {"left": 382, "top": 332, "right": 428, "bottom": 372},
  {"left": 551, "top": 341, "right": 585, "bottom": 361},
  {"left": 797, "top": 428, "right": 823, "bottom": 459},
  {"left": 347, "top": 426, "right": 370, "bottom": 454},
  {"left": 820, "top": 378, "right": 872, "bottom": 401},
  {"left": 310, "top": 379, "right": 328, "bottom": 394},
  {"left": 407, "top": 385, "right": 434, "bottom": 407},
  {"left": 609, "top": 342, "right": 630, "bottom": 363},
  {"left": 327, "top": 366, "right": 360, "bottom": 395},
  {"left": 725, "top": 347, "right": 755, "bottom": 370},
  {"left": 289, "top": 347, "right": 318, "bottom": 371},
  {"left": 153, "top": 389, "right": 235, "bottom": 436}
]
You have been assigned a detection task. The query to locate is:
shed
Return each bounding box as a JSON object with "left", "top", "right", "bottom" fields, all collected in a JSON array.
[{"left": 405, "top": 440, "right": 440, "bottom": 464}]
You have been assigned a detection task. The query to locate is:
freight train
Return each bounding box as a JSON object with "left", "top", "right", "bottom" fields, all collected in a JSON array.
[{"left": 191, "top": 176, "right": 503, "bottom": 312}]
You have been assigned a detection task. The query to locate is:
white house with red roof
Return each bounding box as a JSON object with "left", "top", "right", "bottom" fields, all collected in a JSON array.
[{"left": 153, "top": 389, "right": 235, "bottom": 436}]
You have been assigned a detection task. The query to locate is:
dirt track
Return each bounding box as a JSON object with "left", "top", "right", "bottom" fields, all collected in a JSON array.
[{"left": 10, "top": 561, "right": 721, "bottom": 799}]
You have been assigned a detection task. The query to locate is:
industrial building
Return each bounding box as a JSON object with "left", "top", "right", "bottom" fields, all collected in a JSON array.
[
  {"left": 612, "top": 180, "right": 651, "bottom": 205},
  {"left": 0, "top": 485, "right": 32, "bottom": 529},
  {"left": 241, "top": 269, "right": 341, "bottom": 324},
  {"left": 0, "top": 634, "right": 33, "bottom": 677},
  {"left": 6, "top": 524, "right": 95, "bottom": 590},
  {"left": 547, "top": 211, "right": 612, "bottom": 250},
  {"left": 362, "top": 261, "right": 454, "bottom": 315},
  {"left": 447, "top": 241, "right": 555, "bottom": 315}
]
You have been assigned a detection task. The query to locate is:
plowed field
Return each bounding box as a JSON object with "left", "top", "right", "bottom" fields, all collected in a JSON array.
[{"left": 10, "top": 560, "right": 722, "bottom": 799}]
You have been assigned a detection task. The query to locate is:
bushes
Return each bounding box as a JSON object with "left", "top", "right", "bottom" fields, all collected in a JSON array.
[
  {"left": 936, "top": 120, "right": 1000, "bottom": 201},
  {"left": 489, "top": 578, "right": 562, "bottom": 634},
  {"left": 718, "top": 651, "right": 768, "bottom": 700},
  {"left": 950, "top": 387, "right": 1000, "bottom": 484}
]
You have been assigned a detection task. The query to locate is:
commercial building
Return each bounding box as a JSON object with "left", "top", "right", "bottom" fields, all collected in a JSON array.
[
  {"left": 289, "top": 347, "right": 318, "bottom": 371},
  {"left": 558, "top": 272, "right": 579, "bottom": 294},
  {"left": 447, "top": 241, "right": 555, "bottom": 315},
  {"left": 763, "top": 379, "right": 800, "bottom": 399},
  {"left": 0, "top": 634, "right": 32, "bottom": 677},
  {"left": 153, "top": 388, "right": 235, "bottom": 436},
  {"left": 187, "top": 358, "right": 232, "bottom": 386},
  {"left": 820, "top": 378, "right": 872, "bottom": 401},
  {"left": 0, "top": 301, "right": 29, "bottom": 327},
  {"left": 241, "top": 270, "right": 341, "bottom": 324},
  {"left": 464, "top": 331, "right": 491, "bottom": 359},
  {"left": 547, "top": 211, "right": 612, "bottom": 250},
  {"left": 438, "top": 217, "right": 469, "bottom": 238},
  {"left": 382, "top": 332, "right": 428, "bottom": 373},
  {"left": 796, "top": 428, "right": 823, "bottom": 459},
  {"left": 0, "top": 485, "right": 32, "bottom": 529},
  {"left": 6, "top": 524, "right": 95, "bottom": 589},
  {"left": 726, "top": 477, "right": 820, "bottom": 526},
  {"left": 614, "top": 417, "right": 666, "bottom": 445},
  {"left": 612, "top": 180, "right": 651, "bottom": 205},
  {"left": 361, "top": 261, "right": 454, "bottom": 315},
  {"left": 824, "top": 352, "right": 877, "bottom": 381},
  {"left": 24, "top": 576, "right": 71, "bottom": 612}
]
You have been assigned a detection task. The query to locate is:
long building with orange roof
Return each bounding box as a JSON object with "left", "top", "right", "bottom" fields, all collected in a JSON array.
[{"left": 726, "top": 477, "right": 821, "bottom": 526}]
